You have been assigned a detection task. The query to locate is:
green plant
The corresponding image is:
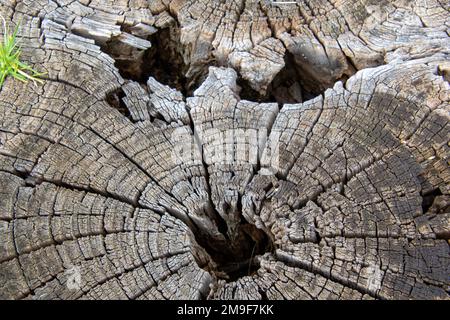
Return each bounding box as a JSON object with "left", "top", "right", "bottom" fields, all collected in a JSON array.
[{"left": 0, "top": 17, "right": 45, "bottom": 88}]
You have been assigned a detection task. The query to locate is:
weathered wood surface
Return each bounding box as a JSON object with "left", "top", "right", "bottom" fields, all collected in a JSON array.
[{"left": 0, "top": 0, "right": 449, "bottom": 300}]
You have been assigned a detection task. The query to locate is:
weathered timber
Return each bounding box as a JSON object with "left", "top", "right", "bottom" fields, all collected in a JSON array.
[{"left": 0, "top": 0, "right": 449, "bottom": 300}]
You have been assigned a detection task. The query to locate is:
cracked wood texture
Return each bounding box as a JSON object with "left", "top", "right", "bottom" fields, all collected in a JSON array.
[{"left": 0, "top": 0, "right": 449, "bottom": 300}]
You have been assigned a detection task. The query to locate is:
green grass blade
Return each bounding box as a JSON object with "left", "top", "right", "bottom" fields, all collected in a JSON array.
[{"left": 0, "top": 17, "right": 44, "bottom": 88}]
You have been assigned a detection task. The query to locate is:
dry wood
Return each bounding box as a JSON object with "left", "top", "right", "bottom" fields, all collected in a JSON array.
[{"left": 0, "top": 0, "right": 448, "bottom": 300}]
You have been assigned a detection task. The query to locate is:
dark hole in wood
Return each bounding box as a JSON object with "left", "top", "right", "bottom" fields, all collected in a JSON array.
[
  {"left": 101, "top": 39, "right": 149, "bottom": 84},
  {"left": 195, "top": 221, "right": 273, "bottom": 282},
  {"left": 100, "top": 25, "right": 209, "bottom": 96},
  {"left": 421, "top": 188, "right": 443, "bottom": 213},
  {"left": 105, "top": 88, "right": 131, "bottom": 120},
  {"left": 237, "top": 52, "right": 326, "bottom": 104},
  {"left": 101, "top": 25, "right": 351, "bottom": 109},
  {"left": 145, "top": 28, "right": 189, "bottom": 95},
  {"left": 144, "top": 26, "right": 213, "bottom": 96},
  {"left": 14, "top": 169, "right": 42, "bottom": 187}
]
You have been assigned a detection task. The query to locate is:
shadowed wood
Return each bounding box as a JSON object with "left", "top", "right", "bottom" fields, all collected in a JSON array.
[{"left": 0, "top": 0, "right": 448, "bottom": 300}]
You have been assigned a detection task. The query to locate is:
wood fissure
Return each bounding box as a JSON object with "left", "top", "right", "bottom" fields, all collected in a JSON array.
[{"left": 0, "top": 0, "right": 448, "bottom": 300}]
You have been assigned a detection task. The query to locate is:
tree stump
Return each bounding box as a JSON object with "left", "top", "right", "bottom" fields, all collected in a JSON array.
[{"left": 0, "top": 0, "right": 449, "bottom": 300}]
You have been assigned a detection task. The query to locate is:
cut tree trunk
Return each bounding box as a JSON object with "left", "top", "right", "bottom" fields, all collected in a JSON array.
[{"left": 0, "top": 0, "right": 449, "bottom": 300}]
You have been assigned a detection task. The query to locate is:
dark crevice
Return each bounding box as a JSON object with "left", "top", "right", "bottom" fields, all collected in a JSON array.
[
  {"left": 99, "top": 22, "right": 210, "bottom": 96},
  {"left": 196, "top": 221, "right": 273, "bottom": 282},
  {"left": 99, "top": 23, "right": 352, "bottom": 113},
  {"left": 98, "top": 36, "right": 150, "bottom": 84},
  {"left": 144, "top": 24, "right": 215, "bottom": 96},
  {"left": 13, "top": 169, "right": 43, "bottom": 187},
  {"left": 237, "top": 52, "right": 327, "bottom": 104},
  {"left": 105, "top": 88, "right": 132, "bottom": 120},
  {"left": 258, "top": 289, "right": 269, "bottom": 300},
  {"left": 98, "top": 23, "right": 343, "bottom": 107},
  {"left": 186, "top": 108, "right": 230, "bottom": 242},
  {"left": 11, "top": 168, "right": 144, "bottom": 209},
  {"left": 186, "top": 108, "right": 274, "bottom": 282},
  {"left": 421, "top": 188, "right": 444, "bottom": 214},
  {"left": 146, "top": 28, "right": 189, "bottom": 95},
  {"left": 213, "top": 206, "right": 230, "bottom": 240}
]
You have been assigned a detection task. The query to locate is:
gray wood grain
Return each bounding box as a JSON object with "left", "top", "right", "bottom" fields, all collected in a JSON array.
[{"left": 0, "top": 0, "right": 448, "bottom": 300}]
